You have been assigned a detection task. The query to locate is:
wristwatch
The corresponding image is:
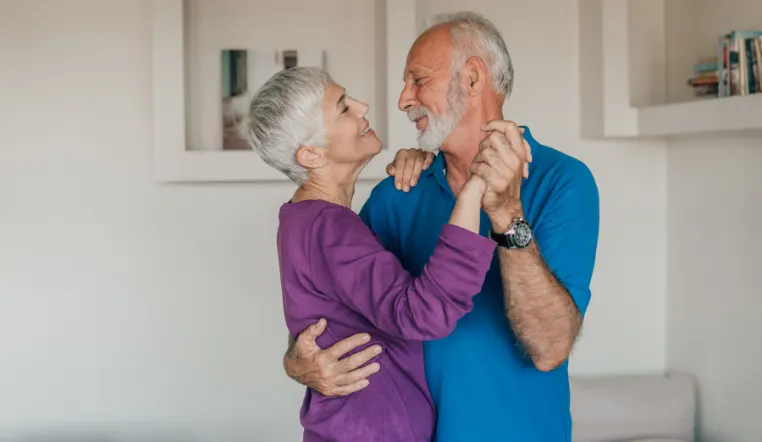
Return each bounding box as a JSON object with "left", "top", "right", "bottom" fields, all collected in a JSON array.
[{"left": 490, "top": 218, "right": 533, "bottom": 249}]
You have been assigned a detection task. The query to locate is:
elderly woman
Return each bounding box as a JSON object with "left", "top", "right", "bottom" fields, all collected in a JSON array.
[{"left": 243, "top": 66, "right": 495, "bottom": 442}]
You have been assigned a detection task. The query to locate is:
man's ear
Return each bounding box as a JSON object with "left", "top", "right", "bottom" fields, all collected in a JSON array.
[
  {"left": 463, "top": 56, "right": 487, "bottom": 96},
  {"left": 295, "top": 144, "right": 327, "bottom": 170}
]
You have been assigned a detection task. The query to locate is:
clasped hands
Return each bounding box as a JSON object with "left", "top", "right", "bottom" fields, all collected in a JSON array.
[{"left": 388, "top": 120, "right": 532, "bottom": 225}]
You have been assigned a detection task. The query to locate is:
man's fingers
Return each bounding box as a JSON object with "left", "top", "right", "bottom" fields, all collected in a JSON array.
[
  {"left": 325, "top": 332, "right": 371, "bottom": 360},
  {"left": 523, "top": 137, "right": 532, "bottom": 164},
  {"left": 331, "top": 379, "right": 371, "bottom": 396},
  {"left": 335, "top": 344, "right": 382, "bottom": 374},
  {"left": 522, "top": 138, "right": 531, "bottom": 179},
  {"left": 335, "top": 361, "right": 381, "bottom": 387},
  {"left": 486, "top": 131, "right": 512, "bottom": 166},
  {"left": 298, "top": 318, "right": 327, "bottom": 344},
  {"left": 481, "top": 145, "right": 508, "bottom": 173},
  {"left": 470, "top": 161, "right": 498, "bottom": 185},
  {"left": 480, "top": 119, "right": 520, "bottom": 136},
  {"left": 386, "top": 163, "right": 395, "bottom": 176},
  {"left": 481, "top": 120, "right": 531, "bottom": 182},
  {"left": 481, "top": 120, "right": 527, "bottom": 162},
  {"left": 504, "top": 123, "right": 526, "bottom": 164}
]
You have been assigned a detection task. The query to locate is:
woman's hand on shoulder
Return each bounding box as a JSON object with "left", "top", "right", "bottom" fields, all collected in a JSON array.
[{"left": 386, "top": 148, "right": 435, "bottom": 192}]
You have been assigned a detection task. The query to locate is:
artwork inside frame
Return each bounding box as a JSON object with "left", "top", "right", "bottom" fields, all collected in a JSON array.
[
  {"left": 220, "top": 49, "right": 315, "bottom": 151},
  {"left": 221, "top": 49, "right": 249, "bottom": 150}
]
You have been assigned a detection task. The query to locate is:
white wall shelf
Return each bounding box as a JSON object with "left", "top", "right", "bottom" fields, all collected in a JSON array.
[
  {"left": 638, "top": 94, "right": 762, "bottom": 137},
  {"left": 579, "top": 0, "right": 762, "bottom": 139}
]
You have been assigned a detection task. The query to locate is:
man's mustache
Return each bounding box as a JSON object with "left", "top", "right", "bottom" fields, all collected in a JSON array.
[{"left": 406, "top": 106, "right": 429, "bottom": 122}]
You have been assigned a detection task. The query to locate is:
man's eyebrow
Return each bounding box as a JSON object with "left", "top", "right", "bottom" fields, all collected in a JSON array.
[{"left": 403, "top": 67, "right": 430, "bottom": 81}]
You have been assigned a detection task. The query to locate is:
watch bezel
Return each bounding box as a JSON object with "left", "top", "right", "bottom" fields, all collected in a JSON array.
[{"left": 509, "top": 219, "right": 533, "bottom": 248}]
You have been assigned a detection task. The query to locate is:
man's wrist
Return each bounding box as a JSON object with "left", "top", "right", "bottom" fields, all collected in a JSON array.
[{"left": 486, "top": 201, "right": 524, "bottom": 232}]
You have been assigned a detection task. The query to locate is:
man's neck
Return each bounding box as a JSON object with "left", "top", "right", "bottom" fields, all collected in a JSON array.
[{"left": 442, "top": 101, "right": 504, "bottom": 196}]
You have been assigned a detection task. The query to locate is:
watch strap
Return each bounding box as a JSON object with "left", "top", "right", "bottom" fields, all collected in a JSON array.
[{"left": 489, "top": 228, "right": 514, "bottom": 248}]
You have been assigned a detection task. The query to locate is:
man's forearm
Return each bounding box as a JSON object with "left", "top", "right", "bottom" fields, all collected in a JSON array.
[
  {"left": 284, "top": 334, "right": 298, "bottom": 378},
  {"left": 490, "top": 209, "right": 582, "bottom": 372}
]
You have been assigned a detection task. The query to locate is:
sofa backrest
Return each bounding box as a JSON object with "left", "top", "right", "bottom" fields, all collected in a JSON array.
[{"left": 570, "top": 372, "right": 696, "bottom": 442}]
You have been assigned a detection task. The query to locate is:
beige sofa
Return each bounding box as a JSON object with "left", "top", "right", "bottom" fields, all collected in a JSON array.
[{"left": 570, "top": 372, "right": 697, "bottom": 442}]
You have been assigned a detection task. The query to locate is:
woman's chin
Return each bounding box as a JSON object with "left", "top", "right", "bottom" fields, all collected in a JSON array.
[
  {"left": 358, "top": 147, "right": 382, "bottom": 168},
  {"left": 371, "top": 138, "right": 383, "bottom": 154}
]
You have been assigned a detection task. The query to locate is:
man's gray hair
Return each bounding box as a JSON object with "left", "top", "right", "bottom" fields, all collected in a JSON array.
[
  {"left": 424, "top": 11, "right": 514, "bottom": 100},
  {"left": 242, "top": 67, "right": 332, "bottom": 184}
]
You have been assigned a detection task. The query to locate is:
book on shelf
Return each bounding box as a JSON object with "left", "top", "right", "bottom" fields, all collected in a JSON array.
[
  {"left": 687, "top": 56, "right": 720, "bottom": 98},
  {"left": 718, "top": 30, "right": 762, "bottom": 97},
  {"left": 688, "top": 30, "right": 762, "bottom": 98}
]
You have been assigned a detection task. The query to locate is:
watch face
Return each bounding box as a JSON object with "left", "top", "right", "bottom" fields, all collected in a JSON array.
[{"left": 512, "top": 221, "right": 533, "bottom": 247}]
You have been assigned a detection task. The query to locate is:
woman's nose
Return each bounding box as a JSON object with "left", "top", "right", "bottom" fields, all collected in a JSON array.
[{"left": 356, "top": 100, "right": 370, "bottom": 117}]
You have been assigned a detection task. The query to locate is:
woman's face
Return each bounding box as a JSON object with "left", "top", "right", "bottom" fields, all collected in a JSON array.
[{"left": 321, "top": 82, "right": 382, "bottom": 166}]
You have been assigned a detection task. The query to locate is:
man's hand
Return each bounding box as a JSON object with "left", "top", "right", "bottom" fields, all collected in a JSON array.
[
  {"left": 470, "top": 121, "right": 532, "bottom": 229},
  {"left": 284, "top": 319, "right": 382, "bottom": 396},
  {"left": 386, "top": 148, "right": 435, "bottom": 192}
]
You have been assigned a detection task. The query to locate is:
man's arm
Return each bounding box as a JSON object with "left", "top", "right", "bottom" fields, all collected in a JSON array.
[
  {"left": 489, "top": 207, "right": 586, "bottom": 372},
  {"left": 282, "top": 318, "right": 382, "bottom": 396},
  {"left": 472, "top": 121, "right": 598, "bottom": 372}
]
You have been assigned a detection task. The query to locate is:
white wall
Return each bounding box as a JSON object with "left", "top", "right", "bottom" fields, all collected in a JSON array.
[
  {"left": 664, "top": 1, "right": 762, "bottom": 440},
  {"left": 666, "top": 134, "right": 762, "bottom": 442},
  {"left": 0, "top": 0, "right": 667, "bottom": 440}
]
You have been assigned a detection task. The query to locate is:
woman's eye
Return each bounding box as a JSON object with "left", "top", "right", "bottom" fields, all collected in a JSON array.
[{"left": 342, "top": 105, "right": 349, "bottom": 114}]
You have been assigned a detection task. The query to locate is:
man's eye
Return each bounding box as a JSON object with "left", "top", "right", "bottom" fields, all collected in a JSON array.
[{"left": 414, "top": 77, "right": 425, "bottom": 85}]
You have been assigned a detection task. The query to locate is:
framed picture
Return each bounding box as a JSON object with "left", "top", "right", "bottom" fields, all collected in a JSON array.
[
  {"left": 150, "top": 0, "right": 418, "bottom": 183},
  {"left": 219, "top": 48, "right": 325, "bottom": 151}
]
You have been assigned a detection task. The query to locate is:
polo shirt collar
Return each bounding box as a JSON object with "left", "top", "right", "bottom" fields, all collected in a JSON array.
[{"left": 426, "top": 125, "right": 533, "bottom": 195}]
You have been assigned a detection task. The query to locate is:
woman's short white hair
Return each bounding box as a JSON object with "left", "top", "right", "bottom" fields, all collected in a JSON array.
[
  {"left": 242, "top": 66, "right": 332, "bottom": 184},
  {"left": 424, "top": 11, "right": 514, "bottom": 100}
]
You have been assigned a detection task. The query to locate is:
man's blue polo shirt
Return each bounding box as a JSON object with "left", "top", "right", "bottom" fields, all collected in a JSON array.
[{"left": 358, "top": 127, "right": 600, "bottom": 442}]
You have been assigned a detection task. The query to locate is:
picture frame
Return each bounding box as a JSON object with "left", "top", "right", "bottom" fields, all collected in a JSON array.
[{"left": 150, "top": 0, "right": 419, "bottom": 183}]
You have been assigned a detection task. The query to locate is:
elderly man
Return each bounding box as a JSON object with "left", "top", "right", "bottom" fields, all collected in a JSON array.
[{"left": 283, "top": 11, "right": 599, "bottom": 442}]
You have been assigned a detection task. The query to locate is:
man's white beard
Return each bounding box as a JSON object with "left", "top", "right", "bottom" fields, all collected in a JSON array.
[
  {"left": 418, "top": 110, "right": 460, "bottom": 152},
  {"left": 408, "top": 80, "right": 467, "bottom": 153}
]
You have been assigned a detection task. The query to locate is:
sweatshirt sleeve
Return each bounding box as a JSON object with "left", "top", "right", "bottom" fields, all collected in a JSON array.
[{"left": 310, "top": 205, "right": 496, "bottom": 341}]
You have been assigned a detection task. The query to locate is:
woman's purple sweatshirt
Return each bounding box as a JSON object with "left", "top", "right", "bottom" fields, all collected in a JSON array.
[{"left": 277, "top": 200, "right": 496, "bottom": 442}]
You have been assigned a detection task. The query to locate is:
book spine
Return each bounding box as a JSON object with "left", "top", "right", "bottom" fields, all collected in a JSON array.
[{"left": 746, "top": 38, "right": 756, "bottom": 94}]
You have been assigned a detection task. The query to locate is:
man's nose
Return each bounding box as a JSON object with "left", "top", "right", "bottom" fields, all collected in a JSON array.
[{"left": 398, "top": 83, "right": 415, "bottom": 112}]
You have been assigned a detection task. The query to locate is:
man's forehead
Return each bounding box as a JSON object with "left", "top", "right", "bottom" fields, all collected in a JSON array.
[
  {"left": 403, "top": 30, "right": 451, "bottom": 76},
  {"left": 405, "top": 28, "right": 452, "bottom": 68}
]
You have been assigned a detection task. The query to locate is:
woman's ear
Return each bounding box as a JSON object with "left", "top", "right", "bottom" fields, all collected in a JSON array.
[{"left": 295, "top": 144, "right": 327, "bottom": 170}]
